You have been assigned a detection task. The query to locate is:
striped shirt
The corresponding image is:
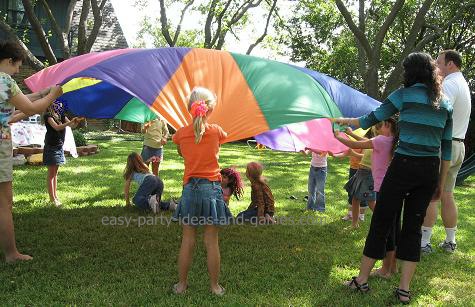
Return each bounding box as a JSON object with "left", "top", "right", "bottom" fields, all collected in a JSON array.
[{"left": 359, "top": 83, "right": 453, "bottom": 161}]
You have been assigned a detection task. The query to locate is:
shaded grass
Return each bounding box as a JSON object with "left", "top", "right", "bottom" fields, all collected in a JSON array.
[{"left": 2, "top": 140, "right": 474, "bottom": 306}]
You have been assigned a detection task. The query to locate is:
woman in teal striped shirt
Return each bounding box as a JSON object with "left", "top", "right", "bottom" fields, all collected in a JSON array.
[{"left": 333, "top": 52, "right": 452, "bottom": 304}]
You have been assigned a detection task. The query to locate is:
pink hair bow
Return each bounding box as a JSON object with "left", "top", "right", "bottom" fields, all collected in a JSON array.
[{"left": 190, "top": 100, "right": 208, "bottom": 118}]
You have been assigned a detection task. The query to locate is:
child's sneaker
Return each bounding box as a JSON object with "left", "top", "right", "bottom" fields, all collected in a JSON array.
[
  {"left": 439, "top": 241, "right": 457, "bottom": 253},
  {"left": 359, "top": 214, "right": 365, "bottom": 221},
  {"left": 421, "top": 243, "right": 433, "bottom": 254},
  {"left": 169, "top": 199, "right": 178, "bottom": 211},
  {"left": 53, "top": 199, "right": 62, "bottom": 207},
  {"left": 341, "top": 213, "right": 352, "bottom": 221},
  {"left": 148, "top": 195, "right": 160, "bottom": 214}
]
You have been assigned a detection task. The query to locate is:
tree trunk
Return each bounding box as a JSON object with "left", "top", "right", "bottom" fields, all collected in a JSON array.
[
  {"left": 77, "top": 0, "right": 91, "bottom": 54},
  {"left": 246, "top": 0, "right": 277, "bottom": 55},
  {"left": 21, "top": 0, "right": 57, "bottom": 64},
  {"left": 39, "top": 0, "right": 71, "bottom": 59},
  {"left": 84, "top": 0, "right": 106, "bottom": 52},
  {"left": 356, "top": 0, "right": 368, "bottom": 92},
  {"left": 0, "top": 20, "right": 45, "bottom": 71},
  {"left": 365, "top": 58, "right": 380, "bottom": 99}
]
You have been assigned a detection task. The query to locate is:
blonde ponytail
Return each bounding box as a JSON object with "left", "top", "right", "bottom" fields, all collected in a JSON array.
[{"left": 188, "top": 87, "right": 217, "bottom": 144}]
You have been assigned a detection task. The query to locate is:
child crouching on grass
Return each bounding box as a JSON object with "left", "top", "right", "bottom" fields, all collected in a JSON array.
[
  {"left": 220, "top": 167, "right": 244, "bottom": 205},
  {"left": 236, "top": 162, "right": 275, "bottom": 224},
  {"left": 123, "top": 152, "right": 176, "bottom": 213}
]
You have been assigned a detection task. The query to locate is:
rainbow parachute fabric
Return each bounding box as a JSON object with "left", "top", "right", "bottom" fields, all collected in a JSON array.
[{"left": 25, "top": 48, "right": 380, "bottom": 152}]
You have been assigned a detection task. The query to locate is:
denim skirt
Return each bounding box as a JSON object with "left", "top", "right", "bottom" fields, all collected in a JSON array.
[
  {"left": 43, "top": 144, "right": 65, "bottom": 166},
  {"left": 173, "top": 178, "right": 233, "bottom": 226},
  {"left": 141, "top": 145, "right": 163, "bottom": 162},
  {"left": 345, "top": 168, "right": 376, "bottom": 202}
]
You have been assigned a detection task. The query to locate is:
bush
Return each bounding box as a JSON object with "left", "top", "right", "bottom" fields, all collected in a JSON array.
[{"left": 73, "top": 130, "right": 87, "bottom": 147}]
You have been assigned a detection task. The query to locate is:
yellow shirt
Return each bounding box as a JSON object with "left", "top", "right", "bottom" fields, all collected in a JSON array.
[
  {"left": 359, "top": 149, "right": 372, "bottom": 169},
  {"left": 349, "top": 148, "right": 363, "bottom": 169},
  {"left": 143, "top": 118, "right": 169, "bottom": 148}
]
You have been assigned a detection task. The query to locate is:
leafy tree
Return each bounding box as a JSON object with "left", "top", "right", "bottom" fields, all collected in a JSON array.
[
  {"left": 1, "top": 0, "right": 110, "bottom": 69},
  {"left": 135, "top": 0, "right": 278, "bottom": 54},
  {"left": 280, "top": 0, "right": 475, "bottom": 99}
]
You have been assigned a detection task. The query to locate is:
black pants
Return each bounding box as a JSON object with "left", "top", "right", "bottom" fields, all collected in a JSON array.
[{"left": 363, "top": 153, "right": 439, "bottom": 262}]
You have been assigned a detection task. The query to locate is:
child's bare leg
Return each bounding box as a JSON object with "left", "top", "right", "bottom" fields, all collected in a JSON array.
[
  {"left": 53, "top": 165, "right": 59, "bottom": 200},
  {"left": 351, "top": 198, "right": 360, "bottom": 228},
  {"left": 368, "top": 200, "right": 376, "bottom": 211},
  {"left": 0, "top": 182, "right": 32, "bottom": 263},
  {"left": 152, "top": 161, "right": 160, "bottom": 176},
  {"left": 177, "top": 225, "right": 197, "bottom": 292},
  {"left": 371, "top": 250, "right": 396, "bottom": 278},
  {"left": 46, "top": 165, "right": 57, "bottom": 201},
  {"left": 204, "top": 225, "right": 223, "bottom": 294},
  {"left": 390, "top": 251, "right": 398, "bottom": 273}
]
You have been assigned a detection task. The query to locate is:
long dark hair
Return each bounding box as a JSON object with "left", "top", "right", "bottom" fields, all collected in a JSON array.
[
  {"left": 123, "top": 152, "right": 150, "bottom": 180},
  {"left": 385, "top": 115, "right": 399, "bottom": 156},
  {"left": 402, "top": 52, "right": 442, "bottom": 109},
  {"left": 220, "top": 167, "right": 244, "bottom": 200}
]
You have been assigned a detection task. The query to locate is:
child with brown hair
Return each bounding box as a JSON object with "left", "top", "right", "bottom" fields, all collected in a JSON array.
[
  {"left": 43, "top": 101, "right": 83, "bottom": 207},
  {"left": 141, "top": 116, "right": 169, "bottom": 176},
  {"left": 237, "top": 162, "right": 275, "bottom": 224},
  {"left": 220, "top": 167, "right": 244, "bottom": 205},
  {"left": 123, "top": 152, "right": 175, "bottom": 213}
]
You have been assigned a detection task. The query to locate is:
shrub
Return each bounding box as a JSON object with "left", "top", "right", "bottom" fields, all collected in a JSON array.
[{"left": 73, "top": 130, "right": 87, "bottom": 147}]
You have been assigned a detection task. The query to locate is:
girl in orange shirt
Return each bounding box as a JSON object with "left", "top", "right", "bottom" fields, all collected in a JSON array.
[{"left": 172, "top": 87, "right": 232, "bottom": 296}]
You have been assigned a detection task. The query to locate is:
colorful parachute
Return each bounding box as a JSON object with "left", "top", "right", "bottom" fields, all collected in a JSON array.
[{"left": 25, "top": 48, "right": 380, "bottom": 151}]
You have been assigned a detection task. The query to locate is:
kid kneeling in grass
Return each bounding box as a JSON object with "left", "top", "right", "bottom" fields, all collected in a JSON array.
[
  {"left": 220, "top": 167, "right": 244, "bottom": 205},
  {"left": 123, "top": 152, "right": 176, "bottom": 213},
  {"left": 236, "top": 162, "right": 275, "bottom": 224}
]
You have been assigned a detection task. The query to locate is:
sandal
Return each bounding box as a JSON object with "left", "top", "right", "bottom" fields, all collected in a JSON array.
[
  {"left": 211, "top": 284, "right": 226, "bottom": 296},
  {"left": 172, "top": 283, "right": 187, "bottom": 295},
  {"left": 345, "top": 276, "right": 370, "bottom": 293},
  {"left": 394, "top": 288, "right": 411, "bottom": 304}
]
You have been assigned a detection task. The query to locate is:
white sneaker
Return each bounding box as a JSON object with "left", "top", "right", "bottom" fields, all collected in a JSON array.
[
  {"left": 341, "top": 213, "right": 352, "bottom": 221},
  {"left": 421, "top": 243, "right": 433, "bottom": 254},
  {"left": 148, "top": 195, "right": 160, "bottom": 214},
  {"left": 53, "top": 199, "right": 62, "bottom": 207},
  {"left": 439, "top": 241, "right": 457, "bottom": 253},
  {"left": 359, "top": 214, "right": 365, "bottom": 221}
]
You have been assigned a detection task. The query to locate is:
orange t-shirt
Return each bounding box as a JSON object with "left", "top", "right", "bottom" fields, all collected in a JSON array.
[
  {"left": 172, "top": 123, "right": 227, "bottom": 185},
  {"left": 349, "top": 148, "right": 363, "bottom": 169}
]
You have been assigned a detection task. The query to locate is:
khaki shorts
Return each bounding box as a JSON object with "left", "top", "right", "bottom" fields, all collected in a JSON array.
[
  {"left": 0, "top": 140, "right": 13, "bottom": 183},
  {"left": 444, "top": 141, "right": 465, "bottom": 192}
]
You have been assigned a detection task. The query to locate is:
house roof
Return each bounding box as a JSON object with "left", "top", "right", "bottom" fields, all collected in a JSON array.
[{"left": 70, "top": 0, "right": 129, "bottom": 52}]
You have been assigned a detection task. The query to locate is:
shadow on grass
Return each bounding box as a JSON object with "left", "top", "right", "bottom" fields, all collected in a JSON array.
[{"left": 4, "top": 141, "right": 474, "bottom": 305}]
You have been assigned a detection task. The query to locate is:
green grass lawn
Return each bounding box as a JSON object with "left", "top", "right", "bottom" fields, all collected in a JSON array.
[{"left": 2, "top": 137, "right": 474, "bottom": 306}]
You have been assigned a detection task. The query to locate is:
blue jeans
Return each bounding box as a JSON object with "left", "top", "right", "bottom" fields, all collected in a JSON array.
[
  {"left": 133, "top": 175, "right": 165, "bottom": 210},
  {"left": 307, "top": 166, "right": 327, "bottom": 211},
  {"left": 236, "top": 207, "right": 259, "bottom": 221}
]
